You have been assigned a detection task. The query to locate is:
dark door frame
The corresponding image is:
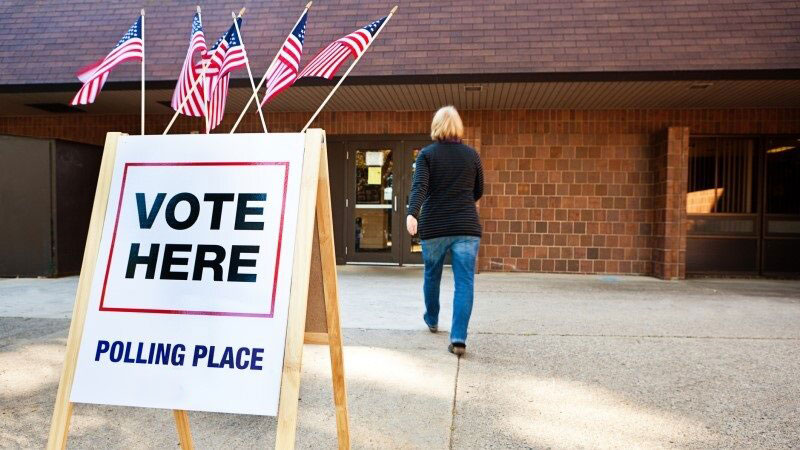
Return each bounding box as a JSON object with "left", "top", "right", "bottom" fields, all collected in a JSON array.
[{"left": 328, "top": 134, "right": 431, "bottom": 265}]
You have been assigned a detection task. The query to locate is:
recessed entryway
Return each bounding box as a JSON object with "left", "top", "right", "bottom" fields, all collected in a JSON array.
[{"left": 328, "top": 135, "right": 431, "bottom": 265}]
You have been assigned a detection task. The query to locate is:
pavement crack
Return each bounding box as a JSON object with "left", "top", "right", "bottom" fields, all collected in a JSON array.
[
  {"left": 343, "top": 327, "right": 800, "bottom": 341},
  {"left": 448, "top": 355, "right": 461, "bottom": 450},
  {"left": 472, "top": 331, "right": 800, "bottom": 341}
]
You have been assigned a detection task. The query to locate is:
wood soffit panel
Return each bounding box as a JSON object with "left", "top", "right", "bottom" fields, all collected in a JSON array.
[{"left": 1, "top": 80, "right": 799, "bottom": 116}]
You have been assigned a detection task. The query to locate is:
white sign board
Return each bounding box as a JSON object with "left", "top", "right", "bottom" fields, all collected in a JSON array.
[
  {"left": 70, "top": 133, "right": 305, "bottom": 416},
  {"left": 365, "top": 150, "right": 384, "bottom": 166}
]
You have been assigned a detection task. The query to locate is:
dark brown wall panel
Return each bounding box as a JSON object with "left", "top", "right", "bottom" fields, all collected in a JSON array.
[
  {"left": 0, "top": 136, "right": 53, "bottom": 277},
  {"left": 53, "top": 140, "right": 102, "bottom": 275}
]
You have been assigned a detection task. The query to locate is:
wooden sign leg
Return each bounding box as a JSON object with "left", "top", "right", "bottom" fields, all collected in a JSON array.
[
  {"left": 47, "top": 133, "right": 122, "bottom": 450},
  {"left": 316, "top": 144, "right": 351, "bottom": 449},
  {"left": 49, "top": 403, "right": 74, "bottom": 450},
  {"left": 173, "top": 410, "right": 194, "bottom": 449},
  {"left": 275, "top": 130, "right": 324, "bottom": 449}
]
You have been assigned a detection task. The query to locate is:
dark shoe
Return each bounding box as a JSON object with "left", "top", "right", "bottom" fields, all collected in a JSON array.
[
  {"left": 448, "top": 343, "right": 466, "bottom": 356},
  {"left": 424, "top": 314, "right": 437, "bottom": 333}
]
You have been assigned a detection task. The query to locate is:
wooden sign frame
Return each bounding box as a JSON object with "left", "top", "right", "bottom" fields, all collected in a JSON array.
[{"left": 47, "top": 129, "right": 349, "bottom": 449}]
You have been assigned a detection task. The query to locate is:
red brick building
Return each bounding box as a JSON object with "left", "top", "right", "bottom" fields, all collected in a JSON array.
[{"left": 1, "top": 1, "right": 799, "bottom": 278}]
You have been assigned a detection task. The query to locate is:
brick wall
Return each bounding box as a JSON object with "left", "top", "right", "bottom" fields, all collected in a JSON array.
[
  {"left": 478, "top": 114, "right": 654, "bottom": 274},
  {"left": 469, "top": 109, "right": 799, "bottom": 276},
  {"left": 1, "top": 108, "right": 798, "bottom": 278}
]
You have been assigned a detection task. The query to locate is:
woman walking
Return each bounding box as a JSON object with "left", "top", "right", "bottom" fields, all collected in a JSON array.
[{"left": 406, "top": 106, "right": 483, "bottom": 356}]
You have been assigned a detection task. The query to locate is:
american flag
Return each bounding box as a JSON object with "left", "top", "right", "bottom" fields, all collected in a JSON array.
[
  {"left": 201, "top": 18, "right": 247, "bottom": 131},
  {"left": 298, "top": 16, "right": 386, "bottom": 80},
  {"left": 71, "top": 16, "right": 143, "bottom": 105},
  {"left": 260, "top": 11, "right": 307, "bottom": 106},
  {"left": 171, "top": 13, "right": 207, "bottom": 117}
]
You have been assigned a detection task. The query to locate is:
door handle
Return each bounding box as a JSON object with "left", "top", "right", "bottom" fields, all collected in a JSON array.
[{"left": 393, "top": 196, "right": 397, "bottom": 212}]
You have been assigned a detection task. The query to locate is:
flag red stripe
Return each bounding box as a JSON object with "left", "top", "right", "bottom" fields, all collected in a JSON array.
[
  {"left": 260, "top": 16, "right": 305, "bottom": 107},
  {"left": 298, "top": 31, "right": 370, "bottom": 80},
  {"left": 72, "top": 44, "right": 140, "bottom": 105},
  {"left": 81, "top": 40, "right": 143, "bottom": 81},
  {"left": 172, "top": 28, "right": 207, "bottom": 117}
]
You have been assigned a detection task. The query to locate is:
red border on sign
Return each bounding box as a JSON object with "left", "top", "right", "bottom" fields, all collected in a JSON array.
[{"left": 98, "top": 162, "right": 291, "bottom": 318}]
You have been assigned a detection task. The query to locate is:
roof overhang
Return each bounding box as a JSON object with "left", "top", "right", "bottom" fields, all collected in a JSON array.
[{"left": 1, "top": 70, "right": 798, "bottom": 116}]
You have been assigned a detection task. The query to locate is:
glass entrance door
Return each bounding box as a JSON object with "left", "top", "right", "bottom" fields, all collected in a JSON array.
[
  {"left": 347, "top": 144, "right": 400, "bottom": 263},
  {"left": 762, "top": 137, "right": 800, "bottom": 275}
]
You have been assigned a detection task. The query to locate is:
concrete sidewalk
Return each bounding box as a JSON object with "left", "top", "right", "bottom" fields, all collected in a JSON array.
[{"left": 1, "top": 267, "right": 799, "bottom": 448}]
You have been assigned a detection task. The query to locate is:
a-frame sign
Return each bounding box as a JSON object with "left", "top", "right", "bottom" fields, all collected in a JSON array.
[{"left": 47, "top": 129, "right": 349, "bottom": 449}]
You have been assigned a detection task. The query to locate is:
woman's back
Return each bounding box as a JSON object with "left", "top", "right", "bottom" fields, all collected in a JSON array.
[{"left": 407, "top": 140, "right": 483, "bottom": 240}]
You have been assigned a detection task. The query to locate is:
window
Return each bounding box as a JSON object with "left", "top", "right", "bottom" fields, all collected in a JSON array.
[
  {"left": 687, "top": 137, "right": 756, "bottom": 214},
  {"left": 765, "top": 144, "right": 800, "bottom": 214}
]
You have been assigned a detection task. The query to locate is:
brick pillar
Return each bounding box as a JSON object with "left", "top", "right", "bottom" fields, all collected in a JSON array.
[{"left": 651, "top": 127, "right": 689, "bottom": 280}]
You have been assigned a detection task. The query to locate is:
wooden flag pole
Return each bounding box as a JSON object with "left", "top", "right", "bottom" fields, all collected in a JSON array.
[
  {"left": 197, "top": 5, "right": 211, "bottom": 135},
  {"left": 141, "top": 9, "right": 145, "bottom": 135},
  {"left": 229, "top": 1, "right": 312, "bottom": 134},
  {"left": 301, "top": 5, "right": 398, "bottom": 132},
  {"left": 232, "top": 10, "right": 268, "bottom": 133},
  {"left": 163, "top": 8, "right": 246, "bottom": 135}
]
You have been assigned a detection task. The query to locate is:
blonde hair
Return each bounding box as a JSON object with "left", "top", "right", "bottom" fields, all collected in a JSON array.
[{"left": 430, "top": 106, "right": 464, "bottom": 141}]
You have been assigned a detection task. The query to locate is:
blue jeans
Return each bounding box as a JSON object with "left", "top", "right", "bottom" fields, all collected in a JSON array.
[{"left": 421, "top": 235, "right": 480, "bottom": 344}]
